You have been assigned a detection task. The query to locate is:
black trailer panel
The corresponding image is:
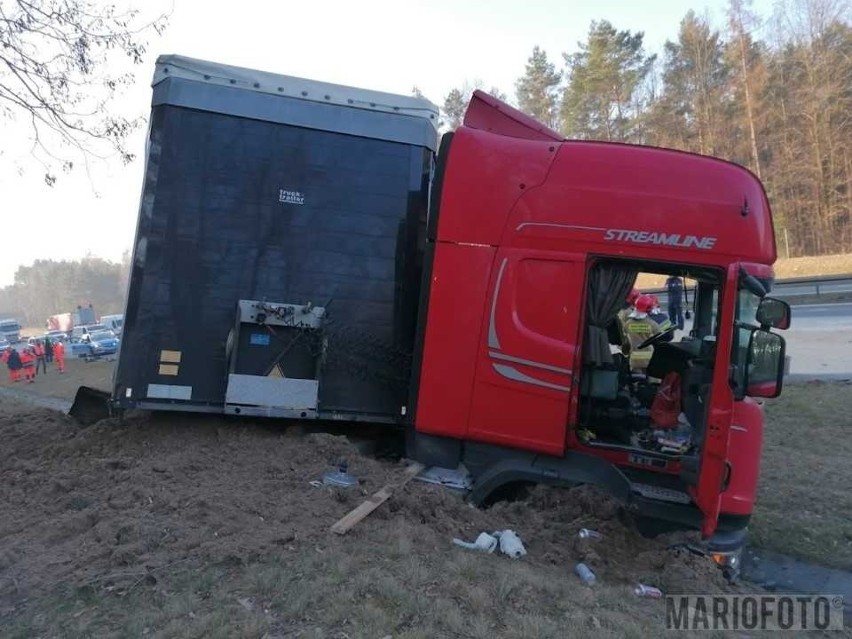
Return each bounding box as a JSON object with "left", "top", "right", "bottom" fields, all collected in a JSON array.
[{"left": 114, "top": 57, "right": 437, "bottom": 421}]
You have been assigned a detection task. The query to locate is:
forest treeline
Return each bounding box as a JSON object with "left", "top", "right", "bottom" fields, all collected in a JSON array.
[{"left": 437, "top": 0, "right": 851, "bottom": 257}]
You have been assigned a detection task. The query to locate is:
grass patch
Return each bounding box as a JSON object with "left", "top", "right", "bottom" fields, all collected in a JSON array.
[
  {"left": 751, "top": 381, "right": 852, "bottom": 569},
  {"left": 1, "top": 541, "right": 669, "bottom": 639},
  {"left": 0, "top": 357, "right": 114, "bottom": 401}
]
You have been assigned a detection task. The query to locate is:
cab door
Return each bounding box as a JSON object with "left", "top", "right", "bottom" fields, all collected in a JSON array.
[
  {"left": 466, "top": 248, "right": 585, "bottom": 456},
  {"left": 691, "top": 264, "right": 739, "bottom": 536}
]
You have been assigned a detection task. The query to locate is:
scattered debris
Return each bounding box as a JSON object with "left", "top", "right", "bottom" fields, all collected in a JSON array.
[
  {"left": 414, "top": 465, "right": 472, "bottom": 491},
  {"left": 634, "top": 583, "right": 663, "bottom": 598},
  {"left": 575, "top": 562, "right": 596, "bottom": 585},
  {"left": 452, "top": 530, "right": 527, "bottom": 558},
  {"left": 495, "top": 530, "right": 526, "bottom": 558},
  {"left": 578, "top": 528, "right": 603, "bottom": 540},
  {"left": 330, "top": 462, "right": 424, "bottom": 534},
  {"left": 321, "top": 461, "right": 358, "bottom": 488},
  {"left": 452, "top": 532, "right": 498, "bottom": 553}
]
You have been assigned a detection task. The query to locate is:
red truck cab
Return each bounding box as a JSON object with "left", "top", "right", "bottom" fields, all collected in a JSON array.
[{"left": 409, "top": 92, "right": 790, "bottom": 567}]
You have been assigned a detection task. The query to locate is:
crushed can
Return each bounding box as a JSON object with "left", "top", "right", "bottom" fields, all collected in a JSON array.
[
  {"left": 578, "top": 528, "right": 603, "bottom": 540},
  {"left": 634, "top": 583, "right": 663, "bottom": 598}
]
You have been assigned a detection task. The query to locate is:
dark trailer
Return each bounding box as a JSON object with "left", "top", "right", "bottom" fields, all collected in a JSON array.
[{"left": 113, "top": 55, "right": 439, "bottom": 423}]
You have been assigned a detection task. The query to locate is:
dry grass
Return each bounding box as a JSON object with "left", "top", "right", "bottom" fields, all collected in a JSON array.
[
  {"left": 0, "top": 357, "right": 114, "bottom": 401},
  {"left": 751, "top": 381, "right": 852, "bottom": 570},
  {"left": 772, "top": 254, "right": 852, "bottom": 279},
  {"left": 1, "top": 522, "right": 704, "bottom": 639},
  {"left": 635, "top": 252, "right": 852, "bottom": 289}
]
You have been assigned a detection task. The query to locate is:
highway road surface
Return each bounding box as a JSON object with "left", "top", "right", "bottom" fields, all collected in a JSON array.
[
  {"left": 784, "top": 303, "right": 852, "bottom": 377},
  {"left": 788, "top": 302, "right": 852, "bottom": 329}
]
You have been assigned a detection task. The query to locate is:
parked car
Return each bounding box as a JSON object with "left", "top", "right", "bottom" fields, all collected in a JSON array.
[
  {"left": 0, "top": 336, "right": 10, "bottom": 352},
  {"left": 83, "top": 330, "right": 120, "bottom": 357},
  {"left": 70, "top": 324, "right": 107, "bottom": 342},
  {"left": 44, "top": 330, "right": 68, "bottom": 343},
  {"left": 67, "top": 341, "right": 96, "bottom": 359}
]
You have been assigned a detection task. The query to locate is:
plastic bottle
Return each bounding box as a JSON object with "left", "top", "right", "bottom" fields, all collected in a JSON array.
[
  {"left": 574, "top": 562, "right": 596, "bottom": 585},
  {"left": 578, "top": 528, "right": 603, "bottom": 540}
]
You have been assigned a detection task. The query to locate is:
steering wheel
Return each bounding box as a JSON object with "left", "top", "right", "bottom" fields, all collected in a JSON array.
[{"left": 637, "top": 325, "right": 676, "bottom": 350}]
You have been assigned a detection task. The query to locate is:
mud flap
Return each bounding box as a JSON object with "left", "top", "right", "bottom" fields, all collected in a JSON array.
[{"left": 69, "top": 386, "right": 112, "bottom": 425}]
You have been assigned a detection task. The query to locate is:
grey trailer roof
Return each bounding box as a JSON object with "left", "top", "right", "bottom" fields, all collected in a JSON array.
[{"left": 152, "top": 54, "right": 440, "bottom": 151}]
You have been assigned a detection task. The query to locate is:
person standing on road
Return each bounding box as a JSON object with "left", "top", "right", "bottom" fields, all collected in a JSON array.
[
  {"left": 33, "top": 341, "right": 47, "bottom": 375},
  {"left": 3, "top": 348, "right": 21, "bottom": 382},
  {"left": 665, "top": 275, "right": 686, "bottom": 331},
  {"left": 54, "top": 340, "right": 66, "bottom": 374},
  {"left": 44, "top": 337, "right": 54, "bottom": 363}
]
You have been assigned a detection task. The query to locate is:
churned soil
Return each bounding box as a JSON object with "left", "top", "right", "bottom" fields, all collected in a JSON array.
[{"left": 0, "top": 398, "right": 733, "bottom": 638}]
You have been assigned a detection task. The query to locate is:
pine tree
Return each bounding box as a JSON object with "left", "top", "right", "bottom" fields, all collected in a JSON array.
[
  {"left": 652, "top": 11, "right": 731, "bottom": 156},
  {"left": 515, "top": 46, "right": 562, "bottom": 128},
  {"left": 561, "top": 20, "right": 655, "bottom": 141}
]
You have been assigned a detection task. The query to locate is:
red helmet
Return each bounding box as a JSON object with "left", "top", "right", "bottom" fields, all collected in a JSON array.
[
  {"left": 627, "top": 288, "right": 642, "bottom": 304},
  {"left": 634, "top": 295, "right": 654, "bottom": 314},
  {"left": 650, "top": 295, "right": 660, "bottom": 308}
]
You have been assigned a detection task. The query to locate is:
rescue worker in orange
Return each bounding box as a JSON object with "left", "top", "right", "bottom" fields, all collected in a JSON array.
[
  {"left": 20, "top": 348, "right": 36, "bottom": 383},
  {"left": 33, "top": 340, "right": 47, "bottom": 375},
  {"left": 54, "top": 339, "right": 66, "bottom": 374},
  {"left": 623, "top": 294, "right": 661, "bottom": 373}
]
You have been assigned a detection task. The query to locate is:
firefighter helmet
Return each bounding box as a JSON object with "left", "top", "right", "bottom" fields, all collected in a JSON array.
[
  {"left": 635, "top": 295, "right": 655, "bottom": 314},
  {"left": 627, "top": 288, "right": 642, "bottom": 304}
]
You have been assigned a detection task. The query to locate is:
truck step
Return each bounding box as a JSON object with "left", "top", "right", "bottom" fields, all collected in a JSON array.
[{"left": 631, "top": 482, "right": 692, "bottom": 504}]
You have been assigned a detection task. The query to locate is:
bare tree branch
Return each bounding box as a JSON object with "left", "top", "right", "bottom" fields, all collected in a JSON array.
[{"left": 0, "top": 0, "right": 169, "bottom": 183}]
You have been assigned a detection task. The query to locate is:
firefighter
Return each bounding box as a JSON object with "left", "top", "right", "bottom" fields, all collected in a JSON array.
[
  {"left": 20, "top": 348, "right": 35, "bottom": 383},
  {"left": 6, "top": 348, "right": 22, "bottom": 382},
  {"left": 624, "top": 294, "right": 661, "bottom": 373},
  {"left": 618, "top": 288, "right": 642, "bottom": 328},
  {"left": 34, "top": 340, "right": 47, "bottom": 375},
  {"left": 54, "top": 340, "right": 66, "bottom": 374}
]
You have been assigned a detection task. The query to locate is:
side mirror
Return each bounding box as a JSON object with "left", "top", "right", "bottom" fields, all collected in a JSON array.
[
  {"left": 756, "top": 297, "right": 791, "bottom": 330},
  {"left": 745, "top": 329, "right": 786, "bottom": 398}
]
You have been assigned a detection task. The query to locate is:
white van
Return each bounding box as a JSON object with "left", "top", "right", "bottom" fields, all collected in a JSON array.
[
  {"left": 0, "top": 318, "right": 21, "bottom": 343},
  {"left": 71, "top": 324, "right": 108, "bottom": 342},
  {"left": 100, "top": 314, "right": 124, "bottom": 335}
]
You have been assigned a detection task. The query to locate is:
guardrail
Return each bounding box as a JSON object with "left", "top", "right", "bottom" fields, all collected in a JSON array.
[
  {"left": 646, "top": 273, "right": 852, "bottom": 306},
  {"left": 771, "top": 274, "right": 852, "bottom": 298}
]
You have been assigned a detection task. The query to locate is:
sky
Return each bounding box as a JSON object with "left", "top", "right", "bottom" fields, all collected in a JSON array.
[{"left": 0, "top": 0, "right": 777, "bottom": 287}]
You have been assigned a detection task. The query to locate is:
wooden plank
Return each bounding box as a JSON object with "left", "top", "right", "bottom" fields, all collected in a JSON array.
[{"left": 330, "top": 462, "right": 424, "bottom": 535}]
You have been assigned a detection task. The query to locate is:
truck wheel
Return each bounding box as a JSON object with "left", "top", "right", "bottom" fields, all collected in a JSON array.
[{"left": 481, "top": 481, "right": 536, "bottom": 507}]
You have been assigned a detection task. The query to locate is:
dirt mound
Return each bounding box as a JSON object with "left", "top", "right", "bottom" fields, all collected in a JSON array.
[{"left": 0, "top": 399, "right": 730, "bottom": 623}]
